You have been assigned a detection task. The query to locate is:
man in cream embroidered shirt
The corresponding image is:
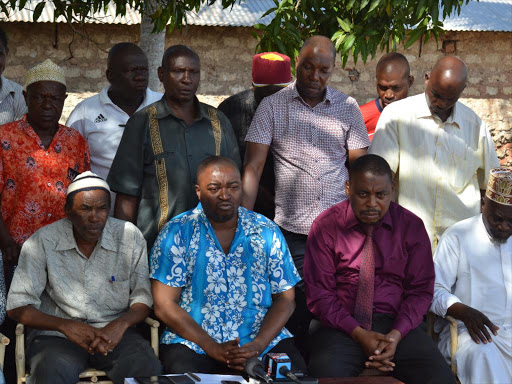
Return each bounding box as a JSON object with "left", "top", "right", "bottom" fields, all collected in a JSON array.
[{"left": 369, "top": 56, "right": 499, "bottom": 249}]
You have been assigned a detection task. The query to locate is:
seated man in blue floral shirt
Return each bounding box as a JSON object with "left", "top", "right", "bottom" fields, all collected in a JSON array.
[{"left": 150, "top": 156, "right": 306, "bottom": 373}]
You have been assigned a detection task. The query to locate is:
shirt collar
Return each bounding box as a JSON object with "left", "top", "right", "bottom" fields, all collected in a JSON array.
[
  {"left": 18, "top": 115, "right": 67, "bottom": 149},
  {"left": 291, "top": 81, "right": 332, "bottom": 106},
  {"left": 99, "top": 85, "right": 157, "bottom": 111},
  {"left": 195, "top": 202, "right": 260, "bottom": 237},
  {"left": 55, "top": 218, "right": 117, "bottom": 253},
  {"left": 344, "top": 200, "right": 394, "bottom": 232},
  {"left": 155, "top": 96, "right": 209, "bottom": 121},
  {"left": 0, "top": 76, "right": 16, "bottom": 102},
  {"left": 416, "top": 93, "right": 461, "bottom": 128}
]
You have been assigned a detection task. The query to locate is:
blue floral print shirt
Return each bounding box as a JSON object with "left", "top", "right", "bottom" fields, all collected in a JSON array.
[{"left": 150, "top": 203, "right": 301, "bottom": 355}]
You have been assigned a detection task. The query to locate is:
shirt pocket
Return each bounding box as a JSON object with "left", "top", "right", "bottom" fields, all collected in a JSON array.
[
  {"left": 101, "top": 278, "right": 131, "bottom": 313},
  {"left": 446, "top": 136, "right": 478, "bottom": 193}
]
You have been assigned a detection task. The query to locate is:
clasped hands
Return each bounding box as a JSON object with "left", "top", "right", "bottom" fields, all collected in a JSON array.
[
  {"left": 352, "top": 327, "right": 402, "bottom": 372},
  {"left": 61, "top": 318, "right": 127, "bottom": 356},
  {"left": 204, "top": 337, "right": 263, "bottom": 371}
]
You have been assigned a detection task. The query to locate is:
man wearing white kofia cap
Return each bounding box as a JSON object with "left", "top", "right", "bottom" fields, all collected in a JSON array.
[
  {"left": 7, "top": 171, "right": 162, "bottom": 383},
  {"left": 430, "top": 167, "right": 512, "bottom": 383}
]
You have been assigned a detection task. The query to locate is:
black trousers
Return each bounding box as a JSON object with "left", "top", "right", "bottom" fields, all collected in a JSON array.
[
  {"left": 280, "top": 229, "right": 313, "bottom": 358},
  {"left": 161, "top": 337, "right": 307, "bottom": 374},
  {"left": 308, "top": 314, "right": 455, "bottom": 384},
  {"left": 26, "top": 328, "right": 162, "bottom": 384}
]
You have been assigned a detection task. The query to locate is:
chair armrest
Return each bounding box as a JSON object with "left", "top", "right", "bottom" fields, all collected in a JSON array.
[
  {"left": 145, "top": 317, "right": 160, "bottom": 358},
  {"left": 0, "top": 332, "right": 9, "bottom": 371},
  {"left": 446, "top": 316, "right": 458, "bottom": 375},
  {"left": 144, "top": 317, "right": 160, "bottom": 328},
  {"left": 15, "top": 323, "right": 26, "bottom": 381}
]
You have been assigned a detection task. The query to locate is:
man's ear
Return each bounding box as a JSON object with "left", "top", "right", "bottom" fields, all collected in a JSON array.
[
  {"left": 409, "top": 75, "right": 414, "bottom": 87},
  {"left": 157, "top": 66, "right": 163, "bottom": 83},
  {"left": 106, "top": 68, "right": 112, "bottom": 84},
  {"left": 424, "top": 72, "right": 430, "bottom": 85},
  {"left": 345, "top": 180, "right": 350, "bottom": 196},
  {"left": 195, "top": 184, "right": 201, "bottom": 200}
]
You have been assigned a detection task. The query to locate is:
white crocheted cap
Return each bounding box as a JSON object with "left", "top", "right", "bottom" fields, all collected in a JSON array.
[
  {"left": 24, "top": 59, "right": 66, "bottom": 90},
  {"left": 67, "top": 171, "right": 110, "bottom": 196}
]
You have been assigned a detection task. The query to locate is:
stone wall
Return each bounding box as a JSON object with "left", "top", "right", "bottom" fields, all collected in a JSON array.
[{"left": 1, "top": 21, "right": 510, "bottom": 165}]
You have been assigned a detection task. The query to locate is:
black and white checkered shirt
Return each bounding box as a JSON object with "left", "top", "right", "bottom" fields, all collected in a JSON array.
[{"left": 246, "top": 82, "right": 370, "bottom": 235}]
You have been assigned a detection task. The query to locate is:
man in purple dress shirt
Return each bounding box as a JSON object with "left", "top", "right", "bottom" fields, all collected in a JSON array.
[{"left": 304, "top": 154, "right": 454, "bottom": 383}]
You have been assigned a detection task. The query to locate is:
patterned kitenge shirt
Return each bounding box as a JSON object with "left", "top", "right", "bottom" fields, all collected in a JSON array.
[
  {"left": 150, "top": 203, "right": 301, "bottom": 355},
  {"left": 0, "top": 115, "right": 90, "bottom": 246}
]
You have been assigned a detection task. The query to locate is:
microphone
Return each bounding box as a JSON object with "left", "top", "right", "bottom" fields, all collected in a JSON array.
[
  {"left": 278, "top": 366, "right": 302, "bottom": 384},
  {"left": 246, "top": 357, "right": 273, "bottom": 383}
]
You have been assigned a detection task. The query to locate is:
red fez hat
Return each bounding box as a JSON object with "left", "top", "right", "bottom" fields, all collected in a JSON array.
[{"left": 252, "top": 52, "right": 292, "bottom": 87}]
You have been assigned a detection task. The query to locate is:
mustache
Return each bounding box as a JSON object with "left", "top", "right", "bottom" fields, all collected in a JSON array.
[{"left": 361, "top": 210, "right": 380, "bottom": 215}]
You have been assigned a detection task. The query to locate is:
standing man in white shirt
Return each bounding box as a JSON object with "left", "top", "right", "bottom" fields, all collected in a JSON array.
[
  {"left": 369, "top": 56, "right": 499, "bottom": 250},
  {"left": 430, "top": 167, "right": 512, "bottom": 384},
  {"left": 67, "top": 43, "right": 162, "bottom": 212}
]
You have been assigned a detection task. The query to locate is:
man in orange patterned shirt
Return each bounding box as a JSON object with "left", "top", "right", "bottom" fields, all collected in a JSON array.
[{"left": 0, "top": 59, "right": 90, "bottom": 271}]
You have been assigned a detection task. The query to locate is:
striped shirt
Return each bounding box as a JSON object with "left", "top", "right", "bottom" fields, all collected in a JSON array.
[
  {"left": 245, "top": 82, "right": 370, "bottom": 235},
  {"left": 0, "top": 76, "right": 27, "bottom": 125}
]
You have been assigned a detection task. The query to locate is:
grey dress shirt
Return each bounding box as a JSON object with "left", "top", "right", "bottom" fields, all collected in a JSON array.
[
  {"left": 0, "top": 76, "right": 27, "bottom": 125},
  {"left": 7, "top": 217, "right": 153, "bottom": 344}
]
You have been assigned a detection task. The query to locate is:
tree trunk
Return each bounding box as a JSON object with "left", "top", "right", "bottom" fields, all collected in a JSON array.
[{"left": 139, "top": 1, "right": 166, "bottom": 93}]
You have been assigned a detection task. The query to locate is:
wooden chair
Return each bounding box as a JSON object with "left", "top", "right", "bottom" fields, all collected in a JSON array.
[
  {"left": 0, "top": 331, "right": 10, "bottom": 372},
  {"left": 427, "top": 312, "right": 459, "bottom": 376},
  {"left": 15, "top": 317, "right": 160, "bottom": 384}
]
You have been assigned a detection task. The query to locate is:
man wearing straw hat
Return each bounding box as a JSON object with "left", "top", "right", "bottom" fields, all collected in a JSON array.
[
  {"left": 430, "top": 167, "right": 512, "bottom": 383},
  {"left": 7, "top": 171, "right": 161, "bottom": 384}
]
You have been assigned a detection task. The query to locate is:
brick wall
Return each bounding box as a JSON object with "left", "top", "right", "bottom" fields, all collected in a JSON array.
[{"left": 1, "top": 22, "right": 510, "bottom": 165}]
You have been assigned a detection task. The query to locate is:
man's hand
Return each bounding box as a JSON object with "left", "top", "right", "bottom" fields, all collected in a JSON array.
[
  {"left": 203, "top": 338, "right": 240, "bottom": 365},
  {"left": 351, "top": 326, "right": 396, "bottom": 358},
  {"left": 366, "top": 329, "right": 402, "bottom": 372},
  {"left": 1, "top": 240, "right": 21, "bottom": 264},
  {"left": 60, "top": 320, "right": 110, "bottom": 353},
  {"left": 226, "top": 340, "right": 263, "bottom": 371},
  {"left": 448, "top": 303, "right": 499, "bottom": 344},
  {"left": 88, "top": 318, "right": 129, "bottom": 355}
]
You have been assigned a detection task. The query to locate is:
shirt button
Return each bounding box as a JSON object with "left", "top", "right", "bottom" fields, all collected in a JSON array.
[
  {"left": 45, "top": 152, "right": 49, "bottom": 156},
  {"left": 317, "top": 196, "right": 321, "bottom": 201},
  {"left": 47, "top": 182, "right": 51, "bottom": 186},
  {"left": 47, "top": 213, "right": 52, "bottom": 217}
]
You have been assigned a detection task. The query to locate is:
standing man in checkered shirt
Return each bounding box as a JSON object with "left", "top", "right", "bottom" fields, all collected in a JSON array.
[{"left": 242, "top": 35, "right": 370, "bottom": 354}]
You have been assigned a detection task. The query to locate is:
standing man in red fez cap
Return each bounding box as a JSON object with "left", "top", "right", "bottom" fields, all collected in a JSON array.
[
  {"left": 242, "top": 36, "right": 369, "bottom": 354},
  {"left": 218, "top": 52, "right": 292, "bottom": 219}
]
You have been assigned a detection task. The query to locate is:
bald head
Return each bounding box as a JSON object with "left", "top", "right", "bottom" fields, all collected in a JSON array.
[
  {"left": 376, "top": 52, "right": 410, "bottom": 78},
  {"left": 430, "top": 56, "right": 467, "bottom": 89},
  {"left": 375, "top": 52, "right": 413, "bottom": 108},
  {"left": 107, "top": 43, "right": 147, "bottom": 70},
  {"left": 425, "top": 56, "right": 467, "bottom": 121},
  {"left": 296, "top": 35, "right": 336, "bottom": 107},
  {"left": 299, "top": 35, "right": 336, "bottom": 63},
  {"left": 196, "top": 156, "right": 240, "bottom": 185},
  {"left": 106, "top": 42, "right": 148, "bottom": 95},
  {"left": 161, "top": 45, "right": 200, "bottom": 71}
]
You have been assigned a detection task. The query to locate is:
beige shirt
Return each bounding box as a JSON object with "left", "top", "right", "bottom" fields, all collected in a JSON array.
[
  {"left": 7, "top": 217, "right": 152, "bottom": 343},
  {"left": 369, "top": 93, "right": 499, "bottom": 249}
]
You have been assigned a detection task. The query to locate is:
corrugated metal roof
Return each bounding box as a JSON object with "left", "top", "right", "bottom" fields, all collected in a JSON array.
[
  {"left": 0, "top": 0, "right": 275, "bottom": 27},
  {"left": 443, "top": 0, "right": 512, "bottom": 32},
  {"left": 0, "top": 0, "right": 510, "bottom": 32}
]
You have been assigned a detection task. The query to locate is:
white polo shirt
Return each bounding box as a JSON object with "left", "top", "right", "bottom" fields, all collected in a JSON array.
[{"left": 67, "top": 86, "right": 162, "bottom": 211}]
